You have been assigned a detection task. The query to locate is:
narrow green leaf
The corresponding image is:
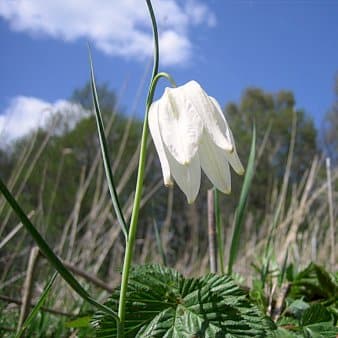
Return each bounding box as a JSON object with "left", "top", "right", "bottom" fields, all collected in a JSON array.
[
  {"left": 88, "top": 48, "right": 128, "bottom": 240},
  {"left": 0, "top": 177, "right": 120, "bottom": 324},
  {"left": 15, "top": 272, "right": 57, "bottom": 338},
  {"left": 228, "top": 125, "right": 256, "bottom": 275}
]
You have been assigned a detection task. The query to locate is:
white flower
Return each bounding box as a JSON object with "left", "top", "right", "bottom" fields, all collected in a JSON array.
[{"left": 148, "top": 80, "right": 244, "bottom": 203}]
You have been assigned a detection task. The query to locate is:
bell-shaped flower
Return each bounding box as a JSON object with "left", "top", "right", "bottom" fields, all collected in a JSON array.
[{"left": 148, "top": 80, "right": 244, "bottom": 203}]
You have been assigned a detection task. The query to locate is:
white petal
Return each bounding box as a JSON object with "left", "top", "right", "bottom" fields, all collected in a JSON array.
[
  {"left": 148, "top": 100, "right": 173, "bottom": 186},
  {"left": 207, "top": 97, "right": 244, "bottom": 175},
  {"left": 207, "top": 95, "right": 234, "bottom": 152},
  {"left": 165, "top": 146, "right": 201, "bottom": 203},
  {"left": 199, "top": 132, "right": 231, "bottom": 194},
  {"left": 158, "top": 87, "right": 203, "bottom": 165},
  {"left": 181, "top": 81, "right": 233, "bottom": 152},
  {"left": 225, "top": 129, "right": 245, "bottom": 175}
]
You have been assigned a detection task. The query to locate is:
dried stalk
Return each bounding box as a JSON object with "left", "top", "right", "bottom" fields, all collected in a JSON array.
[
  {"left": 207, "top": 189, "right": 217, "bottom": 273},
  {"left": 17, "top": 246, "right": 40, "bottom": 334},
  {"left": 0, "top": 294, "right": 72, "bottom": 317},
  {"left": 325, "top": 157, "right": 336, "bottom": 269}
]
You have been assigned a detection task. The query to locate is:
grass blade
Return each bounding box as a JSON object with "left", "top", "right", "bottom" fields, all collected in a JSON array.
[
  {"left": 153, "top": 219, "right": 167, "bottom": 266},
  {"left": 88, "top": 48, "right": 128, "bottom": 240},
  {"left": 228, "top": 125, "right": 256, "bottom": 275},
  {"left": 15, "top": 272, "right": 57, "bottom": 338}
]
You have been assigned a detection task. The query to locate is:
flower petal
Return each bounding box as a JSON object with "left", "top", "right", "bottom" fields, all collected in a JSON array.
[
  {"left": 158, "top": 87, "right": 203, "bottom": 165},
  {"left": 199, "top": 132, "right": 231, "bottom": 194},
  {"left": 207, "top": 96, "right": 234, "bottom": 150},
  {"left": 207, "top": 97, "right": 244, "bottom": 175},
  {"left": 181, "top": 81, "right": 233, "bottom": 152},
  {"left": 148, "top": 100, "right": 173, "bottom": 186},
  {"left": 225, "top": 135, "right": 245, "bottom": 175},
  {"left": 165, "top": 145, "right": 201, "bottom": 203}
]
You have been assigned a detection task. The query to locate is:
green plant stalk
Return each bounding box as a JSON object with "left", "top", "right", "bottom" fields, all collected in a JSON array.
[
  {"left": 116, "top": 69, "right": 174, "bottom": 332},
  {"left": 117, "top": 0, "right": 159, "bottom": 334},
  {"left": 228, "top": 125, "right": 256, "bottom": 275},
  {"left": 214, "top": 188, "right": 225, "bottom": 274}
]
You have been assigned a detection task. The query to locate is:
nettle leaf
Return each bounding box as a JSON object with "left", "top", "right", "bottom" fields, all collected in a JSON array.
[
  {"left": 267, "top": 327, "right": 300, "bottom": 338},
  {"left": 302, "top": 323, "right": 338, "bottom": 338},
  {"left": 291, "top": 263, "right": 337, "bottom": 302},
  {"left": 301, "top": 304, "right": 332, "bottom": 326},
  {"left": 93, "top": 265, "right": 272, "bottom": 337},
  {"left": 300, "top": 304, "right": 338, "bottom": 338}
]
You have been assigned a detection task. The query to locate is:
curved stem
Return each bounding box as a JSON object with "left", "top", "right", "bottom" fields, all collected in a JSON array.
[
  {"left": 153, "top": 72, "right": 177, "bottom": 88},
  {"left": 117, "top": 0, "right": 159, "bottom": 335}
]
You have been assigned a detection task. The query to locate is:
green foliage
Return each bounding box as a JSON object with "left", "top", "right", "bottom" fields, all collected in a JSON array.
[
  {"left": 93, "top": 264, "right": 273, "bottom": 337},
  {"left": 272, "top": 303, "right": 338, "bottom": 338},
  {"left": 288, "top": 263, "right": 338, "bottom": 305},
  {"left": 269, "top": 263, "right": 338, "bottom": 338}
]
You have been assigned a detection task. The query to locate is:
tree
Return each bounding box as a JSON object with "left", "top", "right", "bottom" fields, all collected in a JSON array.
[{"left": 224, "top": 88, "right": 318, "bottom": 212}]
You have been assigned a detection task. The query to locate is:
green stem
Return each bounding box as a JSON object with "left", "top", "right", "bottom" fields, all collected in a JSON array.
[
  {"left": 153, "top": 72, "right": 177, "bottom": 88},
  {"left": 117, "top": 0, "right": 159, "bottom": 335},
  {"left": 116, "top": 71, "right": 169, "bottom": 334}
]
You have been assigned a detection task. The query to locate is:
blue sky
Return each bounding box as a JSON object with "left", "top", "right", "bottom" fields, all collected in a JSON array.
[{"left": 0, "top": 0, "right": 337, "bottom": 142}]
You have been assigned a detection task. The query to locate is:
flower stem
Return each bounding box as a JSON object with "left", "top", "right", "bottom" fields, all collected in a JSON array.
[
  {"left": 117, "top": 0, "right": 159, "bottom": 335},
  {"left": 153, "top": 72, "right": 177, "bottom": 88}
]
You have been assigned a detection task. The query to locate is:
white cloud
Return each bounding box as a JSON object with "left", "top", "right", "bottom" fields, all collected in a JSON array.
[
  {"left": 0, "top": 0, "right": 216, "bottom": 66},
  {"left": 0, "top": 96, "right": 89, "bottom": 144}
]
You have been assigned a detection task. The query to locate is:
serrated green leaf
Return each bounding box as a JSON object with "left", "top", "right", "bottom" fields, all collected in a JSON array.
[
  {"left": 290, "top": 263, "right": 338, "bottom": 304},
  {"left": 312, "top": 265, "right": 337, "bottom": 299},
  {"left": 300, "top": 304, "right": 338, "bottom": 338},
  {"left": 302, "top": 323, "right": 338, "bottom": 338},
  {"left": 93, "top": 264, "right": 271, "bottom": 337},
  {"left": 267, "top": 327, "right": 300, "bottom": 338},
  {"left": 301, "top": 304, "right": 332, "bottom": 326}
]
